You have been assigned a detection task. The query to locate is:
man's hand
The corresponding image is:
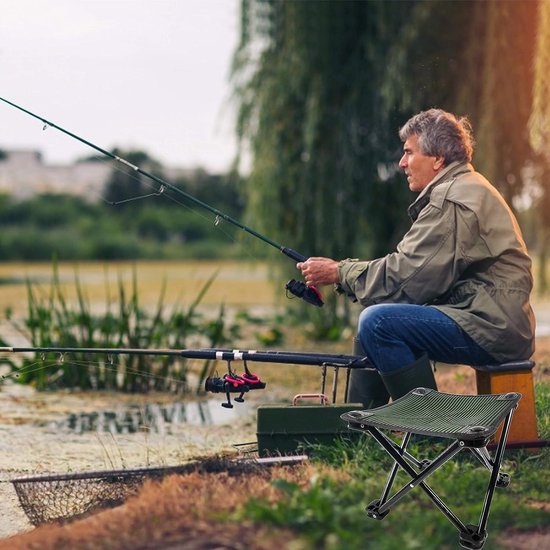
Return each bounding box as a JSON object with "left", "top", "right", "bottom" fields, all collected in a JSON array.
[{"left": 296, "top": 257, "right": 340, "bottom": 286}]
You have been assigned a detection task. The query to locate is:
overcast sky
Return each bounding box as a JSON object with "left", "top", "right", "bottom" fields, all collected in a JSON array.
[{"left": 0, "top": 0, "right": 240, "bottom": 172}]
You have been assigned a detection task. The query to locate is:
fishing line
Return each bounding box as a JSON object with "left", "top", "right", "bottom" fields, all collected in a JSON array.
[
  {"left": 94, "top": 159, "right": 259, "bottom": 261},
  {"left": 0, "top": 360, "right": 59, "bottom": 381},
  {"left": 62, "top": 358, "right": 189, "bottom": 389},
  {"left": 1, "top": 353, "right": 193, "bottom": 389}
]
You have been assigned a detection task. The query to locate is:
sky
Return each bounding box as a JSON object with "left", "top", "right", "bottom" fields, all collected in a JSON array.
[{"left": 0, "top": 0, "right": 240, "bottom": 172}]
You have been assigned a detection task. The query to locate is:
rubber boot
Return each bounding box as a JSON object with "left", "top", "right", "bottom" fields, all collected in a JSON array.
[
  {"left": 380, "top": 354, "right": 439, "bottom": 446},
  {"left": 346, "top": 336, "right": 390, "bottom": 409},
  {"left": 380, "top": 353, "right": 437, "bottom": 401}
]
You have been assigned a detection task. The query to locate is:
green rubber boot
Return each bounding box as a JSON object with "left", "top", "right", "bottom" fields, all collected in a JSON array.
[
  {"left": 347, "top": 337, "right": 390, "bottom": 409},
  {"left": 380, "top": 353, "right": 437, "bottom": 401}
]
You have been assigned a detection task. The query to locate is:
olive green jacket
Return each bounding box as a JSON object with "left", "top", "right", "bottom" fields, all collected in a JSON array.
[{"left": 337, "top": 162, "right": 536, "bottom": 362}]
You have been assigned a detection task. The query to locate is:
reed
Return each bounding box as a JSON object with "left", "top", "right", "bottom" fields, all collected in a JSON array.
[{"left": 16, "top": 263, "right": 236, "bottom": 392}]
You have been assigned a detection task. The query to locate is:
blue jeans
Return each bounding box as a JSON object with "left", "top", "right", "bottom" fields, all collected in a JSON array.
[{"left": 357, "top": 304, "right": 496, "bottom": 373}]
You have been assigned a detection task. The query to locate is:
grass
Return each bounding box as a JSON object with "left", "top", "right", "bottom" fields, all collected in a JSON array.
[
  {"left": 4, "top": 382, "right": 549, "bottom": 550},
  {"left": 239, "top": 410, "right": 550, "bottom": 550},
  {"left": 1, "top": 257, "right": 549, "bottom": 548}
]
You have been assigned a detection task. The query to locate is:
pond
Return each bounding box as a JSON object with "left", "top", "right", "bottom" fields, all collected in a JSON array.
[
  {"left": 0, "top": 259, "right": 276, "bottom": 318},
  {"left": 50, "top": 397, "right": 249, "bottom": 435}
]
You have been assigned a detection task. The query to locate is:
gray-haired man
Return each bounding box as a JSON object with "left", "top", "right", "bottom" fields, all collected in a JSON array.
[{"left": 297, "top": 109, "right": 535, "bottom": 407}]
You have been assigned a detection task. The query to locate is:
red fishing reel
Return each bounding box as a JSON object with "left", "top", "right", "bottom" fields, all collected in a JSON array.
[
  {"left": 205, "top": 360, "right": 266, "bottom": 408},
  {"left": 285, "top": 279, "right": 324, "bottom": 307}
]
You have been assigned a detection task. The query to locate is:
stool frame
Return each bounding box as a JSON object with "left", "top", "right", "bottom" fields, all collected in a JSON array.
[{"left": 342, "top": 388, "right": 519, "bottom": 549}]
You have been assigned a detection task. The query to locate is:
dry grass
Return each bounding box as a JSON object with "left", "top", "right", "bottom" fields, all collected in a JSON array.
[
  {"left": 0, "top": 260, "right": 277, "bottom": 318},
  {"left": 0, "top": 459, "right": 323, "bottom": 550}
]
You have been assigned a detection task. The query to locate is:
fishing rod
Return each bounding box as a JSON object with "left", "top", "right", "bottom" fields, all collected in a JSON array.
[
  {"left": 0, "top": 345, "right": 369, "bottom": 367},
  {"left": 0, "top": 346, "right": 372, "bottom": 408},
  {"left": 0, "top": 95, "right": 323, "bottom": 307}
]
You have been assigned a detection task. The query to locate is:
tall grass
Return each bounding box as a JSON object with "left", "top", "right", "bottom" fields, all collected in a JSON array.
[{"left": 14, "top": 264, "right": 239, "bottom": 392}]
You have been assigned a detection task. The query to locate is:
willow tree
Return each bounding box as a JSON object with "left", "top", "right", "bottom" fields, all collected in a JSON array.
[
  {"left": 474, "top": 0, "right": 538, "bottom": 204},
  {"left": 530, "top": 0, "right": 550, "bottom": 292},
  {"left": 379, "top": 0, "right": 538, "bottom": 204},
  {"left": 232, "top": 0, "right": 539, "bottom": 332},
  {"left": 530, "top": 0, "right": 550, "bottom": 156},
  {"left": 233, "top": 1, "right": 423, "bottom": 332}
]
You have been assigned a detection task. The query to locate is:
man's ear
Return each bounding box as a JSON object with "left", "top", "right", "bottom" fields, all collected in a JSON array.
[{"left": 433, "top": 156, "right": 445, "bottom": 171}]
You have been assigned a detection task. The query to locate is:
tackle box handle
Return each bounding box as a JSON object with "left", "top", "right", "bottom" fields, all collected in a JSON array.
[{"left": 292, "top": 393, "right": 329, "bottom": 406}]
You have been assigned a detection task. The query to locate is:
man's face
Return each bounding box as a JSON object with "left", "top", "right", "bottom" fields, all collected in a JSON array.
[{"left": 399, "top": 134, "right": 444, "bottom": 192}]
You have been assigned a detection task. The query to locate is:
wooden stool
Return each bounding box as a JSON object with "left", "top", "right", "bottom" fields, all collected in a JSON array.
[{"left": 473, "top": 360, "right": 538, "bottom": 444}]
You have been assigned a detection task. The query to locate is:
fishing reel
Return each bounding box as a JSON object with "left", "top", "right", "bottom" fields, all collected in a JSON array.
[
  {"left": 205, "top": 360, "right": 266, "bottom": 408},
  {"left": 285, "top": 279, "right": 324, "bottom": 307}
]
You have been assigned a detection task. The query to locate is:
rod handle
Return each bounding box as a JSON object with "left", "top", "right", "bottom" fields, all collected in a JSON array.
[{"left": 281, "top": 247, "right": 308, "bottom": 263}]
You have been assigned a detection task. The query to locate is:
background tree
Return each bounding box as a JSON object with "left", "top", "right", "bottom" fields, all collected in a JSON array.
[
  {"left": 475, "top": 0, "right": 538, "bottom": 205},
  {"left": 233, "top": 0, "right": 540, "bottom": 336},
  {"left": 530, "top": 0, "right": 550, "bottom": 292}
]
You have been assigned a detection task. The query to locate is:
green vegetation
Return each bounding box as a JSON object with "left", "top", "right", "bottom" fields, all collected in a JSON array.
[
  {"left": 238, "top": 383, "right": 550, "bottom": 549},
  {"left": 0, "top": 165, "right": 246, "bottom": 261},
  {"left": 4, "top": 266, "right": 236, "bottom": 392},
  {"left": 1, "top": 262, "right": 287, "bottom": 392}
]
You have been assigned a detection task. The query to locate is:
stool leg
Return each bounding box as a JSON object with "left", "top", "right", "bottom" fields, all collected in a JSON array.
[
  {"left": 380, "top": 432, "right": 412, "bottom": 506},
  {"left": 459, "top": 408, "right": 516, "bottom": 550},
  {"left": 476, "top": 370, "right": 538, "bottom": 443},
  {"left": 366, "top": 427, "right": 469, "bottom": 534},
  {"left": 478, "top": 409, "right": 515, "bottom": 534}
]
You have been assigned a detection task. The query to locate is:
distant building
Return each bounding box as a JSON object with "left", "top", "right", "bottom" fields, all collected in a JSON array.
[
  {"left": 0, "top": 149, "right": 111, "bottom": 200},
  {"left": 0, "top": 148, "right": 195, "bottom": 201}
]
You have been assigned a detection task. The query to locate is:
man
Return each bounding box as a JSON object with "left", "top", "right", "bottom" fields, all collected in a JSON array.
[{"left": 297, "top": 109, "right": 536, "bottom": 408}]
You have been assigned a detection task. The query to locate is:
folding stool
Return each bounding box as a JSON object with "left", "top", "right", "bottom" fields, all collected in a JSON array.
[{"left": 341, "top": 387, "right": 520, "bottom": 550}]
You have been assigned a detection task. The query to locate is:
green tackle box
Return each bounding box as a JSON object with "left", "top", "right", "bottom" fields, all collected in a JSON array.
[{"left": 256, "top": 394, "right": 363, "bottom": 457}]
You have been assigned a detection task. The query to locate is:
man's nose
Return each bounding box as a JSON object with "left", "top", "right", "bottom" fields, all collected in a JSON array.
[{"left": 399, "top": 154, "right": 407, "bottom": 168}]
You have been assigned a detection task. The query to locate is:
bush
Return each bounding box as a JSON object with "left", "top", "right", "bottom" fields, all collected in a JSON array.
[{"left": 0, "top": 178, "right": 247, "bottom": 261}]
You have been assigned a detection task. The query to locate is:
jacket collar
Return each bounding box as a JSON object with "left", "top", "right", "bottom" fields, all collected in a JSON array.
[{"left": 407, "top": 161, "right": 473, "bottom": 221}]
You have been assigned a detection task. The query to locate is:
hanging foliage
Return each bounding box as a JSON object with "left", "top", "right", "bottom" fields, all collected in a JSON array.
[
  {"left": 232, "top": 0, "right": 540, "bottom": 331},
  {"left": 474, "top": 0, "right": 538, "bottom": 204},
  {"left": 530, "top": 0, "right": 550, "bottom": 158},
  {"left": 529, "top": 0, "right": 550, "bottom": 293},
  {"left": 232, "top": 1, "right": 420, "bottom": 331}
]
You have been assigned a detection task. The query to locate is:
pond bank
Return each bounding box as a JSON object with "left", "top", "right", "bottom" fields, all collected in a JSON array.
[{"left": 0, "top": 381, "right": 269, "bottom": 538}]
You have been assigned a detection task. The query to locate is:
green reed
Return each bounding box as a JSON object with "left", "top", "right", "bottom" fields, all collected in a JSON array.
[{"left": 17, "top": 263, "right": 238, "bottom": 392}]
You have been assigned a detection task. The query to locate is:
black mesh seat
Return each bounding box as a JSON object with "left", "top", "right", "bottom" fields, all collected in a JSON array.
[{"left": 341, "top": 388, "right": 520, "bottom": 550}]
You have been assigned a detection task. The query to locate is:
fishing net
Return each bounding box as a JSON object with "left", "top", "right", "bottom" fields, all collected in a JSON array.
[
  {"left": 11, "top": 455, "right": 306, "bottom": 526},
  {"left": 12, "top": 464, "right": 189, "bottom": 526}
]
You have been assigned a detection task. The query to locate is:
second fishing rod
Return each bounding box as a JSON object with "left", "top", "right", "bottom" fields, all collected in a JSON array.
[{"left": 0, "top": 95, "right": 323, "bottom": 307}]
